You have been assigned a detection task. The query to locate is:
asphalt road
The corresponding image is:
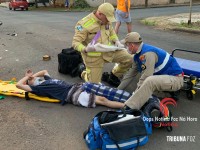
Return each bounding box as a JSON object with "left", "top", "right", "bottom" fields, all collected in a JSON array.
[{"left": 0, "top": 5, "right": 200, "bottom": 150}]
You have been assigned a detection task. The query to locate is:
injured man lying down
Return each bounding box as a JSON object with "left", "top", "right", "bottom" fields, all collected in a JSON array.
[{"left": 16, "top": 70, "right": 132, "bottom": 109}]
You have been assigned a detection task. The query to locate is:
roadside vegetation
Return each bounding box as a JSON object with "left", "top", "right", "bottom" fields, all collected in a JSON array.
[
  {"left": 141, "top": 20, "right": 156, "bottom": 26},
  {"left": 29, "top": 0, "right": 94, "bottom": 12},
  {"left": 141, "top": 13, "right": 200, "bottom": 32},
  {"left": 72, "top": 0, "right": 90, "bottom": 9},
  {"left": 179, "top": 21, "right": 200, "bottom": 30}
]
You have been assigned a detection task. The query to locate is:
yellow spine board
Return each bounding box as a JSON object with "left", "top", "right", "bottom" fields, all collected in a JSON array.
[{"left": 0, "top": 80, "right": 60, "bottom": 103}]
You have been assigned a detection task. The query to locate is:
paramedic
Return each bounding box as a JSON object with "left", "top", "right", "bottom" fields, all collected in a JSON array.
[{"left": 120, "top": 32, "right": 184, "bottom": 110}]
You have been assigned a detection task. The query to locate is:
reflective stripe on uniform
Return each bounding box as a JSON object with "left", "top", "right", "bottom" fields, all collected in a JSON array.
[
  {"left": 86, "top": 68, "right": 90, "bottom": 73},
  {"left": 87, "top": 52, "right": 101, "bottom": 56},
  {"left": 77, "top": 44, "right": 85, "bottom": 52},
  {"left": 83, "top": 18, "right": 96, "bottom": 28},
  {"left": 110, "top": 34, "right": 118, "bottom": 41},
  {"left": 154, "top": 53, "right": 170, "bottom": 73},
  {"left": 108, "top": 42, "right": 112, "bottom": 46}
]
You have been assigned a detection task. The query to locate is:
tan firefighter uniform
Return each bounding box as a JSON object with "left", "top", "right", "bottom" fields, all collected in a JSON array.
[{"left": 72, "top": 3, "right": 132, "bottom": 83}]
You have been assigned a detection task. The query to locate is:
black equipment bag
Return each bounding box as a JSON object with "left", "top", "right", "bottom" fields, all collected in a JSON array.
[
  {"left": 99, "top": 110, "right": 149, "bottom": 141},
  {"left": 58, "top": 47, "right": 84, "bottom": 77}
]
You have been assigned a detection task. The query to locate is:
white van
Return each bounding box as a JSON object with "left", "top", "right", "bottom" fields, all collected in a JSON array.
[
  {"left": 26, "top": 0, "right": 35, "bottom": 6},
  {"left": 26, "top": 0, "right": 49, "bottom": 7}
]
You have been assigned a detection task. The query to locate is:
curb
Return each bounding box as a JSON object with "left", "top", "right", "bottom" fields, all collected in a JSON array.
[
  {"left": 1, "top": 2, "right": 199, "bottom": 34},
  {"left": 131, "top": 2, "right": 200, "bottom": 9},
  {"left": 172, "top": 28, "right": 200, "bottom": 34},
  {"left": 1, "top": 2, "right": 200, "bottom": 9}
]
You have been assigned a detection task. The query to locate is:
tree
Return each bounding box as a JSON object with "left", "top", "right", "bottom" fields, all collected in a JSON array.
[
  {"left": 188, "top": 0, "right": 193, "bottom": 25},
  {"left": 145, "top": 0, "right": 148, "bottom": 8}
]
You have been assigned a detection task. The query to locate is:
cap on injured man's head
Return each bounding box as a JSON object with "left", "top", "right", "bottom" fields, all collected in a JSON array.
[
  {"left": 98, "top": 3, "right": 116, "bottom": 22},
  {"left": 125, "top": 32, "right": 142, "bottom": 43}
]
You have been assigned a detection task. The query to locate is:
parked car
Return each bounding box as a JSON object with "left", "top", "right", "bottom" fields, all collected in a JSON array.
[
  {"left": 9, "top": 0, "right": 29, "bottom": 11},
  {"left": 26, "top": 0, "right": 35, "bottom": 7}
]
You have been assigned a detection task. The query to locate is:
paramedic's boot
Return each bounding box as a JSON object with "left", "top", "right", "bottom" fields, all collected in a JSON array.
[
  {"left": 150, "top": 109, "right": 161, "bottom": 121},
  {"left": 149, "top": 97, "right": 162, "bottom": 120},
  {"left": 121, "top": 105, "right": 132, "bottom": 114},
  {"left": 108, "top": 72, "right": 121, "bottom": 87},
  {"left": 102, "top": 72, "right": 110, "bottom": 82},
  {"left": 122, "top": 105, "right": 142, "bottom": 116},
  {"left": 124, "top": 105, "right": 131, "bottom": 111}
]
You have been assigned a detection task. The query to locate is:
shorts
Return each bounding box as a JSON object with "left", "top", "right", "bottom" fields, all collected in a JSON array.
[
  {"left": 65, "top": 0, "right": 69, "bottom": 7},
  {"left": 78, "top": 91, "right": 96, "bottom": 108},
  {"left": 115, "top": 9, "right": 132, "bottom": 23},
  {"left": 67, "top": 83, "right": 96, "bottom": 108}
]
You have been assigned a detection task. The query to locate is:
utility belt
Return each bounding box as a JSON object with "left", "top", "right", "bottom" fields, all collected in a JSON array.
[{"left": 176, "top": 72, "right": 184, "bottom": 77}]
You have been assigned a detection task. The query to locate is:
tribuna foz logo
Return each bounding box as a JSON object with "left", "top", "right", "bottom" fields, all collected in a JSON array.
[{"left": 167, "top": 136, "right": 196, "bottom": 142}]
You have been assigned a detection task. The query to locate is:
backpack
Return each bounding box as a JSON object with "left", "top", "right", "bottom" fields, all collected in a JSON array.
[
  {"left": 58, "top": 47, "right": 84, "bottom": 77},
  {"left": 83, "top": 109, "right": 152, "bottom": 150}
]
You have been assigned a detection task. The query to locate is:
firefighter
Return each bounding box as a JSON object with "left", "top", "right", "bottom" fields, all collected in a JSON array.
[{"left": 72, "top": 3, "right": 132, "bottom": 84}]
